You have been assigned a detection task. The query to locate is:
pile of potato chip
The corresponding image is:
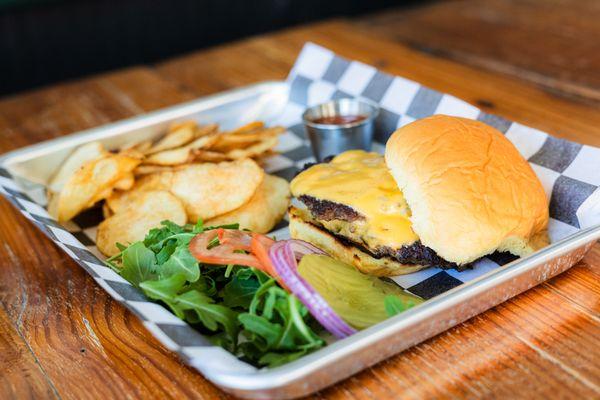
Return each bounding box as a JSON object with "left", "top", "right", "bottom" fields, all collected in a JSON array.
[
  {"left": 47, "top": 121, "right": 291, "bottom": 257},
  {"left": 128, "top": 120, "right": 283, "bottom": 170}
]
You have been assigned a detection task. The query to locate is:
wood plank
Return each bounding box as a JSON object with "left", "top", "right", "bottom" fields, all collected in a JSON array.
[
  {"left": 156, "top": 20, "right": 600, "bottom": 147},
  {"left": 0, "top": 66, "right": 195, "bottom": 152},
  {"left": 357, "top": 0, "right": 600, "bottom": 105},
  {"left": 0, "top": 20, "right": 598, "bottom": 399},
  {"left": 0, "top": 307, "right": 58, "bottom": 399}
]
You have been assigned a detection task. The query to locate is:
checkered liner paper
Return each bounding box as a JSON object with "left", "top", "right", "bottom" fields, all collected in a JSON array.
[{"left": 1, "top": 43, "right": 599, "bottom": 376}]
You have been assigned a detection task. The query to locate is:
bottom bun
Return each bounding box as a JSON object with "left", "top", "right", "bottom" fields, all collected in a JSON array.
[{"left": 288, "top": 207, "right": 427, "bottom": 276}]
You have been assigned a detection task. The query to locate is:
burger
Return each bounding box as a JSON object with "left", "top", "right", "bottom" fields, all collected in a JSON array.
[{"left": 288, "top": 115, "right": 549, "bottom": 276}]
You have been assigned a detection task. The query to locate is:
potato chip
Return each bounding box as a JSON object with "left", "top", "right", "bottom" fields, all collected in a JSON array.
[
  {"left": 102, "top": 202, "right": 113, "bottom": 219},
  {"left": 193, "top": 123, "right": 219, "bottom": 138},
  {"left": 144, "top": 134, "right": 219, "bottom": 166},
  {"left": 146, "top": 122, "right": 197, "bottom": 155},
  {"left": 133, "top": 164, "right": 176, "bottom": 176},
  {"left": 48, "top": 142, "right": 107, "bottom": 193},
  {"left": 211, "top": 126, "right": 284, "bottom": 152},
  {"left": 225, "top": 136, "right": 278, "bottom": 159},
  {"left": 134, "top": 141, "right": 153, "bottom": 153},
  {"left": 144, "top": 148, "right": 192, "bottom": 166},
  {"left": 169, "top": 120, "right": 197, "bottom": 132},
  {"left": 206, "top": 174, "right": 290, "bottom": 233},
  {"left": 170, "top": 158, "right": 264, "bottom": 221},
  {"left": 120, "top": 140, "right": 152, "bottom": 154},
  {"left": 227, "top": 121, "right": 264, "bottom": 135},
  {"left": 47, "top": 191, "right": 60, "bottom": 221},
  {"left": 50, "top": 153, "right": 141, "bottom": 221},
  {"left": 119, "top": 148, "right": 145, "bottom": 160},
  {"left": 96, "top": 190, "right": 186, "bottom": 256},
  {"left": 105, "top": 170, "right": 174, "bottom": 215},
  {"left": 113, "top": 174, "right": 135, "bottom": 191},
  {"left": 192, "top": 150, "right": 231, "bottom": 163}
]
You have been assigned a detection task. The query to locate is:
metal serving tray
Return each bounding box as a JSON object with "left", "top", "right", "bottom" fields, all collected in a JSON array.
[{"left": 1, "top": 81, "right": 598, "bottom": 399}]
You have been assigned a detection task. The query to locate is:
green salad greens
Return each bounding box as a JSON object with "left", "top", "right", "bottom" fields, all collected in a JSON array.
[{"left": 105, "top": 220, "right": 325, "bottom": 367}]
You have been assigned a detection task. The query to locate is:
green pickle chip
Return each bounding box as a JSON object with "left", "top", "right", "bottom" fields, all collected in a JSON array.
[{"left": 297, "top": 254, "right": 424, "bottom": 329}]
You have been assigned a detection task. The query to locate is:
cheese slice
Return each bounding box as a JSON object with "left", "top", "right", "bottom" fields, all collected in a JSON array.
[{"left": 290, "top": 150, "right": 418, "bottom": 248}]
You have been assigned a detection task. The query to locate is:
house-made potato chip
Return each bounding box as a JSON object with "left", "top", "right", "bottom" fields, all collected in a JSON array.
[
  {"left": 170, "top": 158, "right": 264, "bottom": 221},
  {"left": 96, "top": 190, "right": 187, "bottom": 256},
  {"left": 206, "top": 174, "right": 290, "bottom": 233},
  {"left": 49, "top": 152, "right": 141, "bottom": 221}
]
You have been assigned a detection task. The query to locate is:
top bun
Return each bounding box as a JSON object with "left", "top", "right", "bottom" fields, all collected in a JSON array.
[{"left": 385, "top": 115, "right": 549, "bottom": 265}]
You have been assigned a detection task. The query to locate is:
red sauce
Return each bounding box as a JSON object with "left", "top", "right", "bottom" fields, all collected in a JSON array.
[{"left": 311, "top": 115, "right": 367, "bottom": 125}]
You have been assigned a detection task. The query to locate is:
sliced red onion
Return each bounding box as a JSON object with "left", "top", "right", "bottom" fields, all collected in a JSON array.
[{"left": 269, "top": 240, "right": 357, "bottom": 338}]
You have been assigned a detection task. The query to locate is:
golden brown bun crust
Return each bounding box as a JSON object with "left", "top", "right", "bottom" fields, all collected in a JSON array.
[
  {"left": 385, "top": 115, "right": 549, "bottom": 264},
  {"left": 288, "top": 206, "right": 427, "bottom": 276}
]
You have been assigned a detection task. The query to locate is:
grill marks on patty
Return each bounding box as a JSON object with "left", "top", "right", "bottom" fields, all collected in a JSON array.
[
  {"left": 376, "top": 240, "right": 470, "bottom": 271},
  {"left": 298, "top": 195, "right": 364, "bottom": 222},
  {"left": 299, "top": 195, "right": 471, "bottom": 271},
  {"left": 311, "top": 220, "right": 471, "bottom": 271}
]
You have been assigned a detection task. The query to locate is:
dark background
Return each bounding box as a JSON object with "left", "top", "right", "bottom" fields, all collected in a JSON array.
[{"left": 1, "top": 0, "right": 419, "bottom": 96}]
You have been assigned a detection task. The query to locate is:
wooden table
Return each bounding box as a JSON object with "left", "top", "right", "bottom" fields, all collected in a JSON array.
[
  {"left": 358, "top": 0, "right": 600, "bottom": 106},
  {"left": 1, "top": 19, "right": 599, "bottom": 400}
]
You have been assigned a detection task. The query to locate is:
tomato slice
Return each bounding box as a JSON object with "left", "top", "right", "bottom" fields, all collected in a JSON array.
[
  {"left": 250, "top": 234, "right": 276, "bottom": 276},
  {"left": 251, "top": 233, "right": 291, "bottom": 290},
  {"left": 189, "top": 230, "right": 262, "bottom": 269},
  {"left": 217, "top": 228, "right": 252, "bottom": 251}
]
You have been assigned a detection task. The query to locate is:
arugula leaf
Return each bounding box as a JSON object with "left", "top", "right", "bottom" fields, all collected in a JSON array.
[
  {"left": 239, "top": 314, "right": 282, "bottom": 348},
  {"left": 155, "top": 242, "right": 177, "bottom": 264},
  {"left": 286, "top": 295, "right": 317, "bottom": 344},
  {"left": 113, "top": 219, "right": 326, "bottom": 368},
  {"left": 249, "top": 279, "right": 276, "bottom": 314},
  {"left": 144, "top": 225, "right": 174, "bottom": 248},
  {"left": 209, "top": 331, "right": 236, "bottom": 353},
  {"left": 175, "top": 290, "right": 239, "bottom": 338},
  {"left": 205, "top": 222, "right": 239, "bottom": 230},
  {"left": 262, "top": 287, "right": 278, "bottom": 319},
  {"left": 259, "top": 350, "right": 308, "bottom": 368},
  {"left": 384, "top": 295, "right": 415, "bottom": 317},
  {"left": 161, "top": 220, "right": 185, "bottom": 234},
  {"left": 221, "top": 273, "right": 261, "bottom": 308},
  {"left": 160, "top": 246, "right": 200, "bottom": 282},
  {"left": 184, "top": 276, "right": 211, "bottom": 294},
  {"left": 193, "top": 219, "right": 204, "bottom": 233},
  {"left": 120, "top": 242, "right": 157, "bottom": 286},
  {"left": 269, "top": 295, "right": 323, "bottom": 351},
  {"left": 140, "top": 274, "right": 187, "bottom": 319},
  {"left": 140, "top": 273, "right": 187, "bottom": 300}
]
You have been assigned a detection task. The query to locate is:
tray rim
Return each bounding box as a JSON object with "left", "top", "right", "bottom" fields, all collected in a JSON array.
[{"left": 0, "top": 79, "right": 598, "bottom": 396}]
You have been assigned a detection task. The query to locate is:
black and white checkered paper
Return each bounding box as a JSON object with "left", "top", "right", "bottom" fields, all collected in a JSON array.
[{"left": 0, "top": 43, "right": 599, "bottom": 375}]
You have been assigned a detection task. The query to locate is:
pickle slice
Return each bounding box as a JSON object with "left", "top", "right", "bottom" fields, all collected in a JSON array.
[{"left": 297, "top": 254, "right": 423, "bottom": 329}]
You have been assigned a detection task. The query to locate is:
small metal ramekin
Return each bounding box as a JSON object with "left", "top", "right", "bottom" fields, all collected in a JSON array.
[{"left": 302, "top": 98, "right": 379, "bottom": 162}]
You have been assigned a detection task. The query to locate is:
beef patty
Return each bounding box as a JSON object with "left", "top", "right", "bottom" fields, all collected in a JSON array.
[
  {"left": 299, "top": 195, "right": 471, "bottom": 271},
  {"left": 298, "top": 195, "right": 363, "bottom": 222}
]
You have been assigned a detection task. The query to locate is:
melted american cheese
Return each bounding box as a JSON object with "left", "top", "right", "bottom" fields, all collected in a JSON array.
[{"left": 290, "top": 150, "right": 418, "bottom": 248}]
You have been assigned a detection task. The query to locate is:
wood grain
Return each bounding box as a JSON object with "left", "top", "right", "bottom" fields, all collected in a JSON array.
[
  {"left": 0, "top": 19, "right": 599, "bottom": 400},
  {"left": 357, "top": 0, "right": 600, "bottom": 105},
  {"left": 0, "top": 307, "right": 58, "bottom": 399},
  {"left": 0, "top": 67, "right": 195, "bottom": 152}
]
